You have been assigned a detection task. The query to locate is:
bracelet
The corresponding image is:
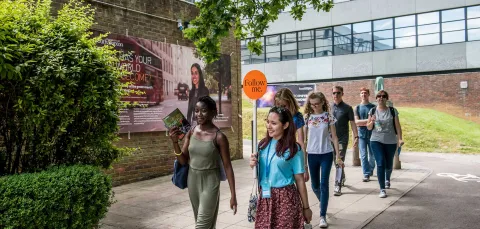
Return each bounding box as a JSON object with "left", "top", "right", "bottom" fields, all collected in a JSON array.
[
  {"left": 173, "top": 150, "right": 182, "bottom": 156},
  {"left": 303, "top": 206, "right": 310, "bottom": 210},
  {"left": 172, "top": 141, "right": 179, "bottom": 144},
  {"left": 354, "top": 136, "right": 359, "bottom": 139}
]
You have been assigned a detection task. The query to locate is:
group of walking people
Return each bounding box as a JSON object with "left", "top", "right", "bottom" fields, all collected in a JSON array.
[{"left": 168, "top": 65, "right": 404, "bottom": 229}]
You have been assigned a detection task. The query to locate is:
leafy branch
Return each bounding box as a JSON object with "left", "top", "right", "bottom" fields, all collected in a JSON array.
[{"left": 183, "top": 0, "right": 334, "bottom": 63}]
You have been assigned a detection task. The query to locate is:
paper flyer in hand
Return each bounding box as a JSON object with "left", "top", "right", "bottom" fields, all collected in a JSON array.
[{"left": 162, "top": 108, "right": 191, "bottom": 140}]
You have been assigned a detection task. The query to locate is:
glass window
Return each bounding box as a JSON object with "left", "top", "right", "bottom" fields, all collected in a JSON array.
[
  {"left": 418, "top": 24, "right": 440, "bottom": 35},
  {"left": 316, "top": 46, "right": 333, "bottom": 57},
  {"left": 395, "top": 15, "right": 416, "bottom": 48},
  {"left": 374, "top": 39, "right": 394, "bottom": 51},
  {"left": 441, "top": 8, "right": 465, "bottom": 44},
  {"left": 265, "top": 35, "right": 280, "bottom": 62},
  {"left": 418, "top": 34, "right": 440, "bottom": 46},
  {"left": 468, "top": 18, "right": 480, "bottom": 29},
  {"left": 241, "top": 39, "right": 251, "bottom": 64},
  {"left": 418, "top": 12, "right": 439, "bottom": 25},
  {"left": 395, "top": 27, "right": 416, "bottom": 37},
  {"left": 282, "top": 33, "right": 297, "bottom": 60},
  {"left": 334, "top": 24, "right": 351, "bottom": 36},
  {"left": 468, "top": 6, "right": 480, "bottom": 41},
  {"left": 334, "top": 24, "right": 352, "bottom": 55},
  {"left": 443, "top": 31, "right": 465, "bottom": 43},
  {"left": 353, "top": 22, "right": 372, "bottom": 53},
  {"left": 353, "top": 22, "right": 371, "bottom": 34},
  {"left": 467, "top": 6, "right": 480, "bottom": 19},
  {"left": 417, "top": 12, "right": 440, "bottom": 46},
  {"left": 396, "top": 36, "right": 416, "bottom": 48},
  {"left": 373, "top": 18, "right": 393, "bottom": 51},
  {"left": 374, "top": 30, "right": 394, "bottom": 39},
  {"left": 315, "top": 28, "right": 333, "bottom": 56},
  {"left": 395, "top": 15, "right": 415, "bottom": 28},
  {"left": 443, "top": 20, "right": 465, "bottom": 32},
  {"left": 298, "top": 30, "right": 314, "bottom": 59},
  {"left": 442, "top": 8, "right": 464, "bottom": 22},
  {"left": 468, "top": 28, "right": 480, "bottom": 41},
  {"left": 266, "top": 52, "right": 280, "bottom": 62},
  {"left": 374, "top": 19, "right": 393, "bottom": 31},
  {"left": 251, "top": 38, "right": 265, "bottom": 64}
]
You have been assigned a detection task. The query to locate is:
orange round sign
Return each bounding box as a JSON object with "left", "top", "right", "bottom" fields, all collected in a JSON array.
[{"left": 243, "top": 70, "right": 267, "bottom": 100}]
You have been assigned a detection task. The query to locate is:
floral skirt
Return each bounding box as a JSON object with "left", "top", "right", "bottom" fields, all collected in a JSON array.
[{"left": 255, "top": 184, "right": 305, "bottom": 229}]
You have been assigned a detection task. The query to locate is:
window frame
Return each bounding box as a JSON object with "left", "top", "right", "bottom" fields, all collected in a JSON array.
[{"left": 241, "top": 5, "right": 480, "bottom": 65}]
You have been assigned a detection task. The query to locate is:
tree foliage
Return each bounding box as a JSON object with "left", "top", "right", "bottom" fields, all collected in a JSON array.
[
  {"left": 0, "top": 0, "right": 127, "bottom": 175},
  {"left": 183, "top": 0, "right": 335, "bottom": 63}
]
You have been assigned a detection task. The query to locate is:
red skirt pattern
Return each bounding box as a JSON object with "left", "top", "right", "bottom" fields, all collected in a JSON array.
[{"left": 255, "top": 184, "right": 305, "bottom": 229}]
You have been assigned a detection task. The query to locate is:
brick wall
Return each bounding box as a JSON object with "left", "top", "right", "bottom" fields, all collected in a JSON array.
[
  {"left": 315, "top": 72, "right": 480, "bottom": 123},
  {"left": 52, "top": 0, "right": 243, "bottom": 186}
]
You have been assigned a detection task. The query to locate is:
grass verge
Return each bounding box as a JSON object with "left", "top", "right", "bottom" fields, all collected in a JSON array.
[{"left": 242, "top": 99, "right": 480, "bottom": 153}]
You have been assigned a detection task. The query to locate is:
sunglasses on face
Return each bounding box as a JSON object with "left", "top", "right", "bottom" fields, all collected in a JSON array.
[
  {"left": 376, "top": 95, "right": 387, "bottom": 99},
  {"left": 332, "top": 92, "right": 342, "bottom": 95}
]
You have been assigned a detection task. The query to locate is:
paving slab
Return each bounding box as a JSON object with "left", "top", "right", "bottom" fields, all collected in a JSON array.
[{"left": 100, "top": 141, "right": 431, "bottom": 229}]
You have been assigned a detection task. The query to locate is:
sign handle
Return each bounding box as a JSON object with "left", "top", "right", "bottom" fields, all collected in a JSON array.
[{"left": 252, "top": 99, "right": 257, "bottom": 179}]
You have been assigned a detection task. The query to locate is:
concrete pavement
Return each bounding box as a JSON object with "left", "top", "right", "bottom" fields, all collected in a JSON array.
[
  {"left": 364, "top": 152, "right": 480, "bottom": 229},
  {"left": 100, "top": 141, "right": 431, "bottom": 229}
]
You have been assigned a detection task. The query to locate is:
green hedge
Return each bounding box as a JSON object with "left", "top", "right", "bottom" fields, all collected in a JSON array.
[{"left": 0, "top": 165, "right": 113, "bottom": 229}]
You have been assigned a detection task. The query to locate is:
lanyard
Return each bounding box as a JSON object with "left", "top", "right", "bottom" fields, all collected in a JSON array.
[{"left": 264, "top": 141, "right": 276, "bottom": 180}]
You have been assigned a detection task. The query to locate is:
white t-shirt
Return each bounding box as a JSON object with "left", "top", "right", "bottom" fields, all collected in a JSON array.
[{"left": 306, "top": 112, "right": 337, "bottom": 154}]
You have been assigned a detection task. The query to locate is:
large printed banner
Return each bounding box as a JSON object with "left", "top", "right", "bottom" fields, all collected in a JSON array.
[
  {"left": 256, "top": 84, "right": 316, "bottom": 108},
  {"left": 95, "top": 31, "right": 232, "bottom": 133}
]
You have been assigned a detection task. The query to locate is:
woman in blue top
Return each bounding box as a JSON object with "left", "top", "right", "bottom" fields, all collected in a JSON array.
[
  {"left": 250, "top": 106, "right": 312, "bottom": 228},
  {"left": 275, "top": 88, "right": 309, "bottom": 182}
]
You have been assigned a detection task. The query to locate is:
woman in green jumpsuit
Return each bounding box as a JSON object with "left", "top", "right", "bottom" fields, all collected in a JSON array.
[{"left": 169, "top": 96, "right": 238, "bottom": 229}]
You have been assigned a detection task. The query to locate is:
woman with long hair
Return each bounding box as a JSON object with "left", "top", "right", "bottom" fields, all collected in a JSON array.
[
  {"left": 169, "top": 96, "right": 237, "bottom": 228},
  {"left": 274, "top": 88, "right": 309, "bottom": 182},
  {"left": 249, "top": 106, "right": 312, "bottom": 228},
  {"left": 187, "top": 63, "right": 209, "bottom": 124},
  {"left": 367, "top": 90, "right": 404, "bottom": 198},
  {"left": 303, "top": 91, "right": 342, "bottom": 228}
]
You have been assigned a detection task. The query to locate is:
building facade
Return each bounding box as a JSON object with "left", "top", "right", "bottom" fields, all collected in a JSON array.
[{"left": 242, "top": 0, "right": 480, "bottom": 122}]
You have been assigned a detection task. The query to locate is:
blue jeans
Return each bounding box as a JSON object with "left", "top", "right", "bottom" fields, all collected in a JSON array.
[
  {"left": 308, "top": 152, "right": 333, "bottom": 217},
  {"left": 359, "top": 137, "right": 375, "bottom": 176},
  {"left": 370, "top": 141, "right": 397, "bottom": 190}
]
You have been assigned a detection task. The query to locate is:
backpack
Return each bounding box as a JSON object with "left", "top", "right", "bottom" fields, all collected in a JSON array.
[{"left": 370, "top": 106, "right": 397, "bottom": 134}]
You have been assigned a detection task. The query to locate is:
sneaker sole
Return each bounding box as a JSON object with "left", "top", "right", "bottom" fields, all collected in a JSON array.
[{"left": 334, "top": 193, "right": 342, "bottom": 196}]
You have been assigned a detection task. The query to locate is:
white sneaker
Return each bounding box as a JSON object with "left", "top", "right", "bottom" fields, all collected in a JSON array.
[
  {"left": 333, "top": 185, "right": 342, "bottom": 196},
  {"left": 385, "top": 180, "right": 391, "bottom": 189},
  {"left": 363, "top": 175, "right": 370, "bottom": 182},
  {"left": 319, "top": 216, "right": 328, "bottom": 228},
  {"left": 379, "top": 189, "right": 387, "bottom": 198}
]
